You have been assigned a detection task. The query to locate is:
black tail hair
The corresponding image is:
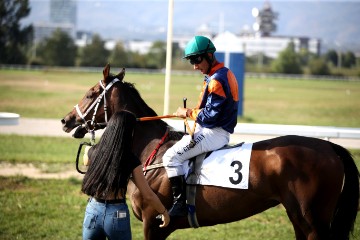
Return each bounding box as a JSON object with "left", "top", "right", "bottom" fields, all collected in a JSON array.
[{"left": 330, "top": 143, "right": 359, "bottom": 240}]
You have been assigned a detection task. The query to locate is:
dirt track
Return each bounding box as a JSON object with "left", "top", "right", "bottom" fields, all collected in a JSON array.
[{"left": 0, "top": 117, "right": 359, "bottom": 179}]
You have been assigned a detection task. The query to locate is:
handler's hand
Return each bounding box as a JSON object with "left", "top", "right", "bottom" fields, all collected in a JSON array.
[
  {"left": 158, "top": 210, "right": 170, "bottom": 227},
  {"left": 83, "top": 146, "right": 91, "bottom": 166},
  {"left": 174, "top": 107, "right": 187, "bottom": 118}
]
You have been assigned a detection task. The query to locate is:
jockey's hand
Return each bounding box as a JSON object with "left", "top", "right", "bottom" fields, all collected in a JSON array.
[{"left": 174, "top": 107, "right": 187, "bottom": 118}]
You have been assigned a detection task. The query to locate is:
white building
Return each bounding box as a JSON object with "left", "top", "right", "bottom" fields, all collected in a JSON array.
[
  {"left": 212, "top": 31, "right": 321, "bottom": 59},
  {"left": 124, "top": 40, "right": 153, "bottom": 54}
]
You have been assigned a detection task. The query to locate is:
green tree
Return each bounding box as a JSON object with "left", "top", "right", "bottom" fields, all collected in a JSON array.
[
  {"left": 127, "top": 51, "right": 146, "bottom": 68},
  {"left": 325, "top": 49, "right": 338, "bottom": 66},
  {"left": 145, "top": 41, "right": 166, "bottom": 69},
  {"left": 308, "top": 58, "right": 330, "bottom": 75},
  {"left": 0, "top": 0, "right": 33, "bottom": 64},
  {"left": 108, "top": 42, "right": 128, "bottom": 67},
  {"left": 37, "top": 29, "right": 77, "bottom": 66},
  {"left": 79, "top": 34, "right": 109, "bottom": 67},
  {"left": 343, "top": 51, "right": 356, "bottom": 68},
  {"left": 271, "top": 42, "right": 302, "bottom": 74}
]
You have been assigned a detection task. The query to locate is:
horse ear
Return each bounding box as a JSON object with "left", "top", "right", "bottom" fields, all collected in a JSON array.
[
  {"left": 103, "top": 63, "right": 111, "bottom": 82},
  {"left": 116, "top": 68, "right": 126, "bottom": 81}
]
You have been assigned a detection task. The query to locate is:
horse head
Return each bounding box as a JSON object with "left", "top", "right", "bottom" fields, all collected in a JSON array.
[{"left": 61, "top": 64, "right": 126, "bottom": 138}]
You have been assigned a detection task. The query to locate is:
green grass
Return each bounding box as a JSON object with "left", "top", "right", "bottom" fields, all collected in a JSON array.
[
  {"left": 1, "top": 175, "right": 359, "bottom": 240},
  {"left": 0, "top": 135, "right": 84, "bottom": 164},
  {"left": 0, "top": 69, "right": 359, "bottom": 239},
  {"left": 0, "top": 134, "right": 359, "bottom": 239},
  {"left": 0, "top": 69, "right": 359, "bottom": 127}
]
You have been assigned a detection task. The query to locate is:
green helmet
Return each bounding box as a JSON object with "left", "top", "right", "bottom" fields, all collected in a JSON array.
[{"left": 183, "top": 36, "right": 216, "bottom": 59}]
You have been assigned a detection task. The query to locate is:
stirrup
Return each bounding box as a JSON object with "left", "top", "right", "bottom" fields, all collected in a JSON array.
[{"left": 168, "top": 202, "right": 187, "bottom": 217}]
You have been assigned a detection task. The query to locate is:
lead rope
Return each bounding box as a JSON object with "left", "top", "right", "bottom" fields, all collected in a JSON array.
[{"left": 138, "top": 115, "right": 196, "bottom": 141}]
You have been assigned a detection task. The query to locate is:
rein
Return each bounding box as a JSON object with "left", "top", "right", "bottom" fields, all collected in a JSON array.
[{"left": 137, "top": 115, "right": 196, "bottom": 137}]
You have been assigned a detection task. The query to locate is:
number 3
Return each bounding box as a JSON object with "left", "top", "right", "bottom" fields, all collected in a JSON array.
[{"left": 229, "top": 160, "right": 243, "bottom": 185}]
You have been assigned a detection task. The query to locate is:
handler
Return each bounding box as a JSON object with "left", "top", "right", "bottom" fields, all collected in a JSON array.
[
  {"left": 82, "top": 111, "right": 170, "bottom": 239},
  {"left": 163, "top": 35, "right": 239, "bottom": 217}
]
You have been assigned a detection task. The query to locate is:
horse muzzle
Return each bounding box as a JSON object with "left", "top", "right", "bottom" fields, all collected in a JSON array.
[{"left": 61, "top": 116, "right": 82, "bottom": 134}]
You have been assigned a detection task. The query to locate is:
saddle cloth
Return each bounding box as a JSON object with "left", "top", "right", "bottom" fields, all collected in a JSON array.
[{"left": 183, "top": 143, "right": 253, "bottom": 189}]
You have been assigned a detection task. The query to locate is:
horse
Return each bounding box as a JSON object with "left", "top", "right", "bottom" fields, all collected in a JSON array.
[{"left": 61, "top": 64, "right": 359, "bottom": 240}]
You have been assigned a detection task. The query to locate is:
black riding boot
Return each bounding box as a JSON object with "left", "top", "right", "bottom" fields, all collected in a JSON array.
[{"left": 168, "top": 175, "right": 187, "bottom": 217}]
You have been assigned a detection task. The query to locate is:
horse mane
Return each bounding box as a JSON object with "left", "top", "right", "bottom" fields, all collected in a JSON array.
[
  {"left": 81, "top": 111, "right": 138, "bottom": 199},
  {"left": 121, "top": 81, "right": 158, "bottom": 117},
  {"left": 115, "top": 79, "right": 185, "bottom": 140}
]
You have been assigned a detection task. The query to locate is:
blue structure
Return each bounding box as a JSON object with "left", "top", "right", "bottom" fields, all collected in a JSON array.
[{"left": 215, "top": 52, "right": 245, "bottom": 116}]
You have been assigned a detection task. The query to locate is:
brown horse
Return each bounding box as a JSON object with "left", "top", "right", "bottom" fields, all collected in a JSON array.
[{"left": 61, "top": 64, "right": 359, "bottom": 240}]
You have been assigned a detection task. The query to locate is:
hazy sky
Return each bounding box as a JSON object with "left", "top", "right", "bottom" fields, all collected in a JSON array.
[{"left": 23, "top": 0, "right": 360, "bottom": 50}]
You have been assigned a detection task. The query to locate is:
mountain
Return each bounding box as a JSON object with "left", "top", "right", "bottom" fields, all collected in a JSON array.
[{"left": 22, "top": 0, "right": 360, "bottom": 53}]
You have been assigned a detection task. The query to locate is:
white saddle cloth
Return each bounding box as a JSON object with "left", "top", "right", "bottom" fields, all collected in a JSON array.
[{"left": 183, "top": 143, "right": 253, "bottom": 189}]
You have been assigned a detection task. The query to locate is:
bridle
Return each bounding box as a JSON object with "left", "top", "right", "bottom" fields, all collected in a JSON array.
[
  {"left": 74, "top": 78, "right": 120, "bottom": 142},
  {"left": 73, "top": 77, "right": 195, "bottom": 174}
]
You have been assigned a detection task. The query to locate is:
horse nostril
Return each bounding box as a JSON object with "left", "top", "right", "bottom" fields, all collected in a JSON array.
[{"left": 61, "top": 119, "right": 66, "bottom": 124}]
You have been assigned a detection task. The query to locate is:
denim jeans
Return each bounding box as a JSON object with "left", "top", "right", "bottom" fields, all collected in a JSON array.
[{"left": 82, "top": 198, "right": 131, "bottom": 240}]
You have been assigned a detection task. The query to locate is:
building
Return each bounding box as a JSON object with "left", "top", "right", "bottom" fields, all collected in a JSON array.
[
  {"left": 213, "top": 31, "right": 320, "bottom": 59},
  {"left": 50, "top": 0, "right": 77, "bottom": 26},
  {"left": 33, "top": 22, "right": 74, "bottom": 43},
  {"left": 33, "top": 0, "right": 77, "bottom": 44}
]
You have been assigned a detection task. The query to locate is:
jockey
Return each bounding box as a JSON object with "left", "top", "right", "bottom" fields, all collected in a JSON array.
[{"left": 163, "top": 35, "right": 239, "bottom": 217}]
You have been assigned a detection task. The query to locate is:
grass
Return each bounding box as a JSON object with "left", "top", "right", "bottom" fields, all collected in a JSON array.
[
  {"left": 0, "top": 134, "right": 359, "bottom": 239},
  {"left": 0, "top": 69, "right": 359, "bottom": 239},
  {"left": 0, "top": 135, "right": 83, "bottom": 164},
  {"left": 1, "top": 175, "right": 359, "bottom": 240},
  {"left": 0, "top": 69, "right": 359, "bottom": 127}
]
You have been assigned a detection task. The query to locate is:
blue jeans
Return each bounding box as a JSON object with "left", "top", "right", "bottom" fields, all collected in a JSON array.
[{"left": 82, "top": 198, "right": 131, "bottom": 240}]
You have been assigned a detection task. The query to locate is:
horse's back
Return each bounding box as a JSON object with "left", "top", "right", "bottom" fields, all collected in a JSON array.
[
  {"left": 250, "top": 135, "right": 345, "bottom": 225},
  {"left": 250, "top": 135, "right": 344, "bottom": 191}
]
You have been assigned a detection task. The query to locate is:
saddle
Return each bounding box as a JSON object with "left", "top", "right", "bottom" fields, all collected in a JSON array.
[{"left": 184, "top": 142, "right": 248, "bottom": 228}]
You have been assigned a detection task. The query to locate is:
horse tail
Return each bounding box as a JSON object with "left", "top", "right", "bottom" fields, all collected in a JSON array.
[{"left": 329, "top": 143, "right": 359, "bottom": 240}]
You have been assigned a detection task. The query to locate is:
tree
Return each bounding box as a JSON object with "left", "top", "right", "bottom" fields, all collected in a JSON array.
[
  {"left": 308, "top": 58, "right": 330, "bottom": 75},
  {"left": 108, "top": 42, "right": 128, "bottom": 67},
  {"left": 79, "top": 34, "right": 109, "bottom": 67},
  {"left": 343, "top": 51, "right": 356, "bottom": 68},
  {"left": 37, "top": 29, "right": 77, "bottom": 66},
  {"left": 145, "top": 41, "right": 166, "bottom": 69},
  {"left": 0, "top": 0, "right": 33, "bottom": 64},
  {"left": 325, "top": 49, "right": 356, "bottom": 68},
  {"left": 271, "top": 42, "right": 302, "bottom": 74},
  {"left": 127, "top": 51, "right": 146, "bottom": 68},
  {"left": 325, "top": 49, "right": 338, "bottom": 66}
]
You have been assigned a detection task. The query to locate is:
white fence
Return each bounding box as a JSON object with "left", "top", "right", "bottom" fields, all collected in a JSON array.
[{"left": 164, "top": 119, "right": 360, "bottom": 140}]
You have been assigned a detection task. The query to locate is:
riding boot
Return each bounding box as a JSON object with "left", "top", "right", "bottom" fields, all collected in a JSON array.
[{"left": 168, "top": 175, "right": 187, "bottom": 217}]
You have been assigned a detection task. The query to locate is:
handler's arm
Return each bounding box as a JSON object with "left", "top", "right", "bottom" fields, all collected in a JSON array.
[{"left": 132, "top": 166, "right": 170, "bottom": 227}]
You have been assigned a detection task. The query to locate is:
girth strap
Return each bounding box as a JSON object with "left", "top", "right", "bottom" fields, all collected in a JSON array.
[{"left": 143, "top": 128, "right": 169, "bottom": 173}]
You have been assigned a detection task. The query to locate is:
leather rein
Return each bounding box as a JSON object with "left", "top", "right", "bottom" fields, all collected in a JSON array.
[{"left": 74, "top": 78, "right": 195, "bottom": 173}]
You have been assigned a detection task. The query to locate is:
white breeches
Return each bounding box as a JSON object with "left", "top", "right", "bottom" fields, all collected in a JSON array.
[{"left": 163, "top": 125, "right": 230, "bottom": 178}]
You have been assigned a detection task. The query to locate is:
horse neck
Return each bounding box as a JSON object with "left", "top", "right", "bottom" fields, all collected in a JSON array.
[
  {"left": 132, "top": 120, "right": 169, "bottom": 164},
  {"left": 110, "top": 82, "right": 170, "bottom": 163}
]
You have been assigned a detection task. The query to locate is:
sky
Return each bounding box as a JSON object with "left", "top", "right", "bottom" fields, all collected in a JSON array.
[{"left": 22, "top": 0, "right": 360, "bottom": 51}]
